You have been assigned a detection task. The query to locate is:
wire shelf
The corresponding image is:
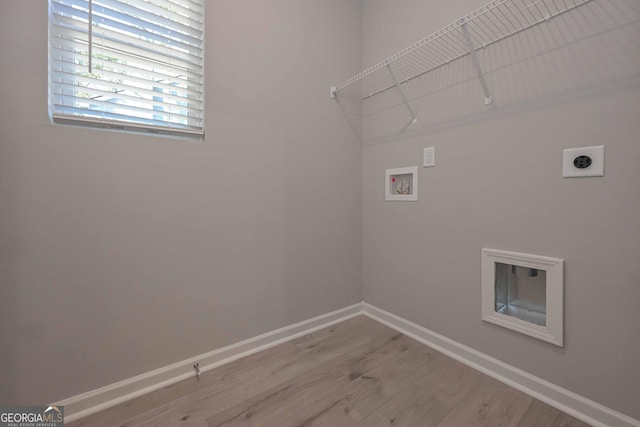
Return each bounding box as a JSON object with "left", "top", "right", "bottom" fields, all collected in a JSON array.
[{"left": 331, "top": 0, "right": 594, "bottom": 103}]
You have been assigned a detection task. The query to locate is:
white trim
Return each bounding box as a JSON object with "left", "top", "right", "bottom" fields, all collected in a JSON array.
[
  {"left": 52, "top": 115, "right": 205, "bottom": 140},
  {"left": 385, "top": 166, "right": 418, "bottom": 201},
  {"left": 55, "top": 301, "right": 640, "bottom": 427},
  {"left": 55, "top": 302, "right": 363, "bottom": 423},
  {"left": 362, "top": 302, "right": 640, "bottom": 427},
  {"left": 481, "top": 248, "right": 564, "bottom": 346}
]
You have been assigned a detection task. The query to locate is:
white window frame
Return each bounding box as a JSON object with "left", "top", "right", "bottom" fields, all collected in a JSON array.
[{"left": 49, "top": 0, "right": 205, "bottom": 139}]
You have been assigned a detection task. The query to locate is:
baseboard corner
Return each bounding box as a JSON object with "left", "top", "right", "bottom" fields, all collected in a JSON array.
[
  {"left": 56, "top": 302, "right": 364, "bottom": 423},
  {"left": 361, "top": 302, "right": 640, "bottom": 427}
]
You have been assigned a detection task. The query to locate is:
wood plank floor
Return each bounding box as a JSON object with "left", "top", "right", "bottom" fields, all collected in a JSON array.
[{"left": 68, "top": 316, "right": 592, "bottom": 427}]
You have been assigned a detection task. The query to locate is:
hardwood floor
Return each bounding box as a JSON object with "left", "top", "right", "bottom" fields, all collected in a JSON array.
[{"left": 68, "top": 316, "right": 592, "bottom": 427}]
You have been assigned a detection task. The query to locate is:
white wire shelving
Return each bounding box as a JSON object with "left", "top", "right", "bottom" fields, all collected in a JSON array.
[{"left": 330, "top": 0, "right": 595, "bottom": 124}]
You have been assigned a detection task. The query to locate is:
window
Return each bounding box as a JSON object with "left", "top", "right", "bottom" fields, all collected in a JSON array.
[{"left": 49, "top": 0, "right": 204, "bottom": 138}]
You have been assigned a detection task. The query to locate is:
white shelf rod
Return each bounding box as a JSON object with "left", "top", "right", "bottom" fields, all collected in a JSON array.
[
  {"left": 386, "top": 63, "right": 418, "bottom": 126},
  {"left": 332, "top": 0, "right": 514, "bottom": 96},
  {"left": 330, "top": 0, "right": 595, "bottom": 101},
  {"left": 460, "top": 20, "right": 493, "bottom": 105}
]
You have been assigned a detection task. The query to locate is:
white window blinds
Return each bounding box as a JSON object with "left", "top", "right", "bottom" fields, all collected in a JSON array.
[{"left": 49, "top": 0, "right": 205, "bottom": 138}]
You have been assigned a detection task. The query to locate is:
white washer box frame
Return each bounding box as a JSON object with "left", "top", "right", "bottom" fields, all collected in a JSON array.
[
  {"left": 481, "top": 248, "right": 564, "bottom": 347},
  {"left": 385, "top": 166, "right": 418, "bottom": 201}
]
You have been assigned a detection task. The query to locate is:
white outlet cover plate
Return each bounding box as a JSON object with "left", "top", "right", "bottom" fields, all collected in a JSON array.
[
  {"left": 423, "top": 146, "right": 435, "bottom": 167},
  {"left": 562, "top": 145, "right": 604, "bottom": 178}
]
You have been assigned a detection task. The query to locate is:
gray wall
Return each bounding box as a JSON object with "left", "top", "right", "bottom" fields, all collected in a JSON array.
[
  {"left": 0, "top": 0, "right": 362, "bottom": 404},
  {"left": 2, "top": 0, "right": 639, "bottom": 420},
  {"left": 361, "top": 0, "right": 640, "bottom": 420}
]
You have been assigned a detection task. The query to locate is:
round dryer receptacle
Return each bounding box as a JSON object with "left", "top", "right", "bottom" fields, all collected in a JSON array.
[{"left": 573, "top": 155, "right": 592, "bottom": 169}]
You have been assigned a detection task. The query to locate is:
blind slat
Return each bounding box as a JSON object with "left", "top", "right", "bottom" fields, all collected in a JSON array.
[
  {"left": 94, "top": 1, "right": 203, "bottom": 41},
  {"left": 51, "top": 82, "right": 204, "bottom": 115},
  {"left": 50, "top": 24, "right": 203, "bottom": 72},
  {"left": 51, "top": 88, "right": 203, "bottom": 120},
  {"left": 49, "top": 0, "right": 204, "bottom": 138},
  {"left": 53, "top": 94, "right": 203, "bottom": 124},
  {"left": 54, "top": 0, "right": 203, "bottom": 31},
  {"left": 52, "top": 3, "right": 202, "bottom": 55},
  {"left": 50, "top": 43, "right": 202, "bottom": 88},
  {"left": 51, "top": 58, "right": 203, "bottom": 99}
]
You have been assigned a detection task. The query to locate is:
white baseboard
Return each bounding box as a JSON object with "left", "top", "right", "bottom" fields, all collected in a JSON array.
[
  {"left": 57, "top": 301, "right": 639, "bottom": 427},
  {"left": 362, "top": 302, "right": 640, "bottom": 427},
  {"left": 56, "top": 302, "right": 363, "bottom": 423}
]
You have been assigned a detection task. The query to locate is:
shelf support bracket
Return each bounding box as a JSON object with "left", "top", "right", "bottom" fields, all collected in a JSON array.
[
  {"left": 330, "top": 86, "right": 337, "bottom": 99},
  {"left": 460, "top": 21, "right": 492, "bottom": 105},
  {"left": 386, "top": 63, "right": 418, "bottom": 125}
]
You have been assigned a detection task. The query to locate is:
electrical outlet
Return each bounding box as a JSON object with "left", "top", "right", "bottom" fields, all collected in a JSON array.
[
  {"left": 562, "top": 145, "right": 604, "bottom": 178},
  {"left": 423, "top": 147, "right": 435, "bottom": 167}
]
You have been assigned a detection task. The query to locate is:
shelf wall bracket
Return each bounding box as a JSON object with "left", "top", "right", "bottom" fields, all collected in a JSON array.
[
  {"left": 386, "top": 63, "right": 418, "bottom": 125},
  {"left": 330, "top": 86, "right": 337, "bottom": 99},
  {"left": 460, "top": 20, "right": 493, "bottom": 105}
]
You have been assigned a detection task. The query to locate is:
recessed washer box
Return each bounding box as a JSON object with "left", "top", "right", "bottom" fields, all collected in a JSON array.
[
  {"left": 482, "top": 248, "right": 564, "bottom": 346},
  {"left": 562, "top": 145, "right": 604, "bottom": 177},
  {"left": 385, "top": 166, "right": 418, "bottom": 201}
]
